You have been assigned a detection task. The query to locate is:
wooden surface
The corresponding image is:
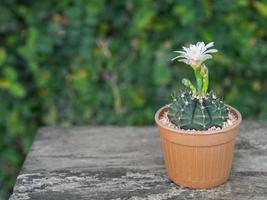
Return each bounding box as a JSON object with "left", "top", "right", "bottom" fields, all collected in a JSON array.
[{"left": 10, "top": 122, "right": 267, "bottom": 200}]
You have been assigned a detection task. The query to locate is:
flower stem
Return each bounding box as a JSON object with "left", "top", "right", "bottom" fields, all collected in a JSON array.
[
  {"left": 194, "top": 67, "right": 203, "bottom": 95},
  {"left": 200, "top": 64, "right": 209, "bottom": 96},
  {"left": 193, "top": 64, "right": 209, "bottom": 96}
]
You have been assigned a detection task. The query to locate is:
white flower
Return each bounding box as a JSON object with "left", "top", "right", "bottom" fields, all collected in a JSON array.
[{"left": 172, "top": 42, "right": 218, "bottom": 68}]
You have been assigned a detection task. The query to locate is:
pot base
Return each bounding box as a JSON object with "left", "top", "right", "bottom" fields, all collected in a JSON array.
[{"left": 169, "top": 175, "right": 229, "bottom": 189}]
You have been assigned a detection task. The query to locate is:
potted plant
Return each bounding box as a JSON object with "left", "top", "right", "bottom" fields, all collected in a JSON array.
[{"left": 155, "top": 42, "right": 242, "bottom": 188}]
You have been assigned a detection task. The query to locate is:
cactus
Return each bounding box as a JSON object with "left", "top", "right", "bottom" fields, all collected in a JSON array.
[
  {"left": 168, "top": 90, "right": 229, "bottom": 130},
  {"left": 170, "top": 41, "right": 229, "bottom": 130}
]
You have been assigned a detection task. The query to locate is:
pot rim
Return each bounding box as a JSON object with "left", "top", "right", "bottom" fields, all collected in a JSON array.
[{"left": 155, "top": 104, "right": 242, "bottom": 136}]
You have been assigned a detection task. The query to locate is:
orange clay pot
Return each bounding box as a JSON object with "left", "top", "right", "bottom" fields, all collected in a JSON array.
[{"left": 155, "top": 105, "right": 242, "bottom": 189}]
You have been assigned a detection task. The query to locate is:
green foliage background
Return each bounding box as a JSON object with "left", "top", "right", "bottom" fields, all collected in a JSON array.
[{"left": 1, "top": 0, "right": 267, "bottom": 198}]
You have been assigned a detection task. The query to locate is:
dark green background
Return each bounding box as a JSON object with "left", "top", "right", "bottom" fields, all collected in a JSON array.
[{"left": 1, "top": 0, "right": 267, "bottom": 198}]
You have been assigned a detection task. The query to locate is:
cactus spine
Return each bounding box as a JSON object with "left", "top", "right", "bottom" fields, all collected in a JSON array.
[{"left": 168, "top": 90, "right": 229, "bottom": 130}]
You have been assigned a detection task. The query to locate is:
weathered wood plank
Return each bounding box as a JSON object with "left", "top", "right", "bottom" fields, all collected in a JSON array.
[{"left": 10, "top": 122, "right": 267, "bottom": 200}]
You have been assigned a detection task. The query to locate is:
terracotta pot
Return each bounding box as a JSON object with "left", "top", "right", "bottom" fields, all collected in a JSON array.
[{"left": 155, "top": 105, "right": 242, "bottom": 188}]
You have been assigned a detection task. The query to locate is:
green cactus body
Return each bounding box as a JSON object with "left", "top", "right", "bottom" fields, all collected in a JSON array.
[{"left": 168, "top": 89, "right": 229, "bottom": 130}]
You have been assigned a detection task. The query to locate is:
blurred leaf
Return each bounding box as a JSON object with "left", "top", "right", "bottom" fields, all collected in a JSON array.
[
  {"left": 153, "top": 63, "right": 171, "bottom": 85},
  {"left": 0, "top": 79, "right": 11, "bottom": 89},
  {"left": 10, "top": 83, "right": 26, "bottom": 97},
  {"left": 0, "top": 48, "right": 7, "bottom": 66},
  {"left": 153, "top": 49, "right": 171, "bottom": 85},
  {"left": 172, "top": 5, "right": 195, "bottom": 25},
  {"left": 253, "top": 1, "right": 267, "bottom": 17},
  {"left": 132, "top": 5, "right": 155, "bottom": 31},
  {"left": 130, "top": 88, "right": 145, "bottom": 107},
  {"left": 3, "top": 67, "right": 17, "bottom": 80}
]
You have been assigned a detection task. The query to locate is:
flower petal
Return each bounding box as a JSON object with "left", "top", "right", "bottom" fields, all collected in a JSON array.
[
  {"left": 204, "top": 42, "right": 214, "bottom": 50},
  {"left": 178, "top": 59, "right": 189, "bottom": 64},
  {"left": 173, "top": 50, "right": 187, "bottom": 56},
  {"left": 202, "top": 54, "right": 212, "bottom": 61},
  {"left": 204, "top": 49, "right": 218, "bottom": 54}
]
